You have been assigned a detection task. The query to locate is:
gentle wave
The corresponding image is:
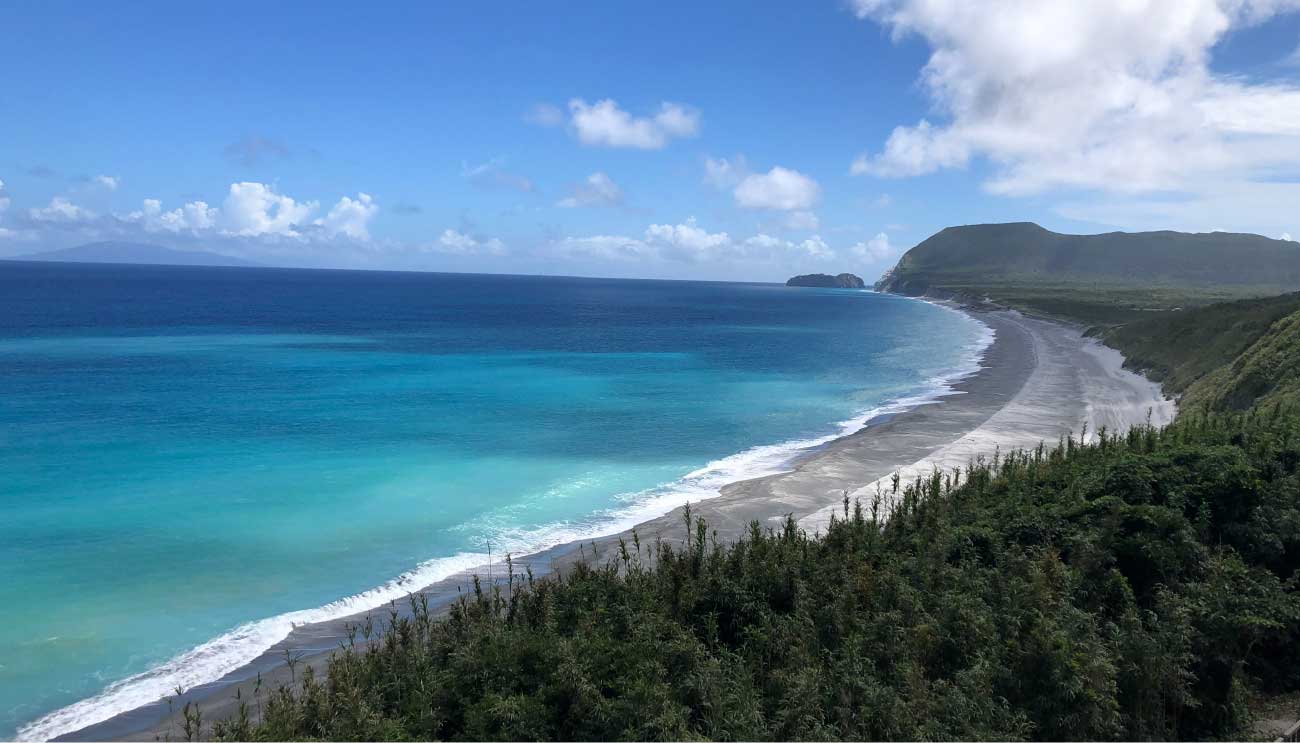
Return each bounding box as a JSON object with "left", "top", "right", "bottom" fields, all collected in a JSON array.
[{"left": 18, "top": 303, "right": 994, "bottom": 742}]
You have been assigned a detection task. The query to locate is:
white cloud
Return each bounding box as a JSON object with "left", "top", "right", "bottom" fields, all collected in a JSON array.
[
  {"left": 645, "top": 217, "right": 732, "bottom": 259},
  {"left": 567, "top": 98, "right": 700, "bottom": 149},
  {"left": 555, "top": 219, "right": 841, "bottom": 264},
  {"left": 29, "top": 197, "right": 96, "bottom": 223},
  {"left": 734, "top": 166, "right": 821, "bottom": 210},
  {"left": 557, "top": 172, "right": 624, "bottom": 208},
  {"left": 1283, "top": 232, "right": 1294, "bottom": 241},
  {"left": 784, "top": 210, "right": 821, "bottom": 231},
  {"left": 704, "top": 155, "right": 748, "bottom": 188},
  {"left": 850, "top": 0, "right": 1300, "bottom": 201},
  {"left": 316, "top": 193, "right": 378, "bottom": 239},
  {"left": 851, "top": 232, "right": 896, "bottom": 262},
  {"left": 434, "top": 229, "right": 506, "bottom": 256},
  {"left": 221, "top": 182, "right": 318, "bottom": 237},
  {"left": 120, "top": 186, "right": 372, "bottom": 240},
  {"left": 796, "top": 235, "right": 834, "bottom": 260},
  {"left": 127, "top": 198, "right": 218, "bottom": 233},
  {"left": 93, "top": 175, "right": 120, "bottom": 190}
]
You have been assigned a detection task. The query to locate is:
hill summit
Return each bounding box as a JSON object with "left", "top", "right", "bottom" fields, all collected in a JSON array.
[{"left": 874, "top": 222, "right": 1300, "bottom": 323}]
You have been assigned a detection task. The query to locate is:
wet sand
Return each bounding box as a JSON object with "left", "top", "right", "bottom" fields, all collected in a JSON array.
[{"left": 57, "top": 305, "right": 1173, "bottom": 742}]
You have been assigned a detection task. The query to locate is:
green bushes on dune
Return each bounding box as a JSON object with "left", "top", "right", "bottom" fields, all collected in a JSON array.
[{"left": 207, "top": 411, "right": 1300, "bottom": 741}]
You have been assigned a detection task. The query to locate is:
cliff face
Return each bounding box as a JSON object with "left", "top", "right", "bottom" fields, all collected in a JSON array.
[{"left": 786, "top": 273, "right": 866, "bottom": 289}]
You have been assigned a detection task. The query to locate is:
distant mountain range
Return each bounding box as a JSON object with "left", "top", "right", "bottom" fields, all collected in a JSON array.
[{"left": 6, "top": 241, "right": 257, "bottom": 268}]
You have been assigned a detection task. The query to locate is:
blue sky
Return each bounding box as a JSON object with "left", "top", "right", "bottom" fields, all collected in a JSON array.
[{"left": 1, "top": 1, "right": 1299, "bottom": 281}]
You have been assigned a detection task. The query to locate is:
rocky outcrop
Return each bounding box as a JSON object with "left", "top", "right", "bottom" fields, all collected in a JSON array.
[{"left": 786, "top": 273, "right": 866, "bottom": 289}]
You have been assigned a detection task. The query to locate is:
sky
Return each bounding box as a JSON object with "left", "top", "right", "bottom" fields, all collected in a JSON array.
[{"left": 1, "top": 0, "right": 1299, "bottom": 282}]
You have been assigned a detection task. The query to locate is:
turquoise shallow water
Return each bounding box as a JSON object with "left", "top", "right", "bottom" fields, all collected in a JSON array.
[{"left": 0, "top": 262, "right": 990, "bottom": 739}]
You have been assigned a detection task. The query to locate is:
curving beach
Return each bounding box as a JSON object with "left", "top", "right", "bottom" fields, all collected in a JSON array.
[{"left": 51, "top": 300, "right": 1174, "bottom": 742}]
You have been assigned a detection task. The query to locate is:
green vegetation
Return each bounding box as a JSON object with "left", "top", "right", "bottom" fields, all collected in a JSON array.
[
  {"left": 877, "top": 222, "right": 1300, "bottom": 324},
  {"left": 1100, "top": 293, "right": 1300, "bottom": 410},
  {"left": 198, "top": 410, "right": 1300, "bottom": 741}
]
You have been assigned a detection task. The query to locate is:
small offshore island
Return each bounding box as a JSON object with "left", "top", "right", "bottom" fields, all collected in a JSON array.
[{"left": 785, "top": 272, "right": 866, "bottom": 288}]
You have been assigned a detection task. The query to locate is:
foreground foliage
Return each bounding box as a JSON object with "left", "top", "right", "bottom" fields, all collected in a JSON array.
[
  {"left": 1101, "top": 292, "right": 1300, "bottom": 409},
  {"left": 210, "top": 411, "right": 1300, "bottom": 741}
]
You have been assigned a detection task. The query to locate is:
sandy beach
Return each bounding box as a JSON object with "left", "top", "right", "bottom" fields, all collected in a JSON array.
[{"left": 55, "top": 304, "right": 1174, "bottom": 742}]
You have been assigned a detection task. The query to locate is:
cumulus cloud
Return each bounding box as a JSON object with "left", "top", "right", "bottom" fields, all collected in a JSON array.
[
  {"left": 644, "top": 217, "right": 732, "bottom": 259},
  {"left": 462, "top": 157, "right": 535, "bottom": 193},
  {"left": 734, "top": 166, "right": 821, "bottom": 210},
  {"left": 434, "top": 229, "right": 507, "bottom": 256},
  {"left": 28, "top": 197, "right": 96, "bottom": 223},
  {"left": 221, "top": 182, "right": 318, "bottom": 237},
  {"left": 851, "top": 232, "right": 896, "bottom": 262},
  {"left": 795, "top": 235, "right": 834, "bottom": 260},
  {"left": 1284, "top": 232, "right": 1294, "bottom": 241},
  {"left": 93, "top": 175, "right": 120, "bottom": 190},
  {"left": 555, "top": 218, "right": 837, "bottom": 264},
  {"left": 119, "top": 185, "right": 375, "bottom": 240},
  {"left": 849, "top": 0, "right": 1300, "bottom": 202},
  {"left": 567, "top": 98, "right": 700, "bottom": 149},
  {"left": 126, "top": 198, "right": 218, "bottom": 233},
  {"left": 316, "top": 193, "right": 379, "bottom": 239},
  {"left": 557, "top": 172, "right": 624, "bottom": 208}
]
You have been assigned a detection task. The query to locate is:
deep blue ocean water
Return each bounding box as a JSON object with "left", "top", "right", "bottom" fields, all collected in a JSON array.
[{"left": 0, "top": 262, "right": 990, "bottom": 739}]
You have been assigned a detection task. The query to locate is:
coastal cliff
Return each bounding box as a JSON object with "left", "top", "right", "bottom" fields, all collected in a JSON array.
[{"left": 786, "top": 273, "right": 865, "bottom": 289}]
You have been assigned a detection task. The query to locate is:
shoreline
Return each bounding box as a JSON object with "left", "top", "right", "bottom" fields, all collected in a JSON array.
[{"left": 49, "top": 302, "right": 1171, "bottom": 742}]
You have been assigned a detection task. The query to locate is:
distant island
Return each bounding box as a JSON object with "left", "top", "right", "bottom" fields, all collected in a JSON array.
[
  {"left": 7, "top": 241, "right": 257, "bottom": 268},
  {"left": 786, "top": 272, "right": 866, "bottom": 289}
]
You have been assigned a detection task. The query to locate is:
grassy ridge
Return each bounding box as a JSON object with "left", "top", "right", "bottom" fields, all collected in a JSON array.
[
  {"left": 877, "top": 223, "right": 1300, "bottom": 324},
  {"left": 196, "top": 413, "right": 1300, "bottom": 741},
  {"left": 1100, "top": 293, "right": 1300, "bottom": 399}
]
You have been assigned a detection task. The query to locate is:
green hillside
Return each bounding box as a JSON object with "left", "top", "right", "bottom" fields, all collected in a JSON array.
[
  {"left": 1100, "top": 293, "right": 1300, "bottom": 397},
  {"left": 877, "top": 223, "right": 1300, "bottom": 324}
]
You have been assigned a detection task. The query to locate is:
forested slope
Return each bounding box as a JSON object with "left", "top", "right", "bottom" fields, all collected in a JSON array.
[{"left": 210, "top": 414, "right": 1300, "bottom": 741}]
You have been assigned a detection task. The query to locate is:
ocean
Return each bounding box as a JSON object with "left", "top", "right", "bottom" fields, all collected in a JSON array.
[{"left": 0, "top": 261, "right": 991, "bottom": 739}]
